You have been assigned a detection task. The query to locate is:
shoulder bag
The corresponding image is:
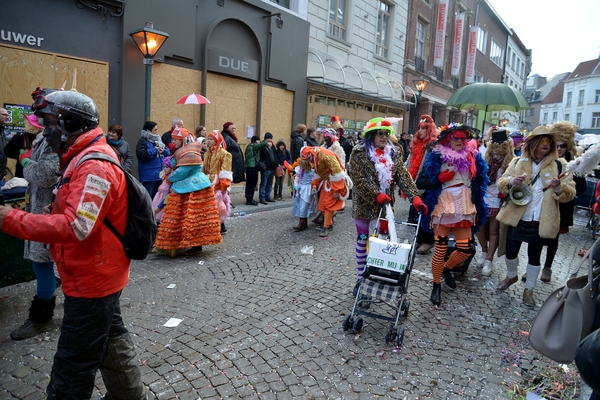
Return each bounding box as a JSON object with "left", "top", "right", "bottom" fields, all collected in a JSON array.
[{"left": 529, "top": 242, "right": 600, "bottom": 363}]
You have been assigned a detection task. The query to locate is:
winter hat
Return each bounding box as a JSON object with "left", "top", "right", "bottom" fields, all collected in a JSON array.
[
  {"left": 362, "top": 117, "right": 394, "bottom": 137},
  {"left": 264, "top": 132, "right": 273, "bottom": 140},
  {"left": 223, "top": 121, "right": 234, "bottom": 131},
  {"left": 209, "top": 129, "right": 224, "bottom": 148},
  {"left": 550, "top": 121, "right": 577, "bottom": 155},
  {"left": 172, "top": 128, "right": 185, "bottom": 140},
  {"left": 162, "top": 156, "right": 172, "bottom": 168}
]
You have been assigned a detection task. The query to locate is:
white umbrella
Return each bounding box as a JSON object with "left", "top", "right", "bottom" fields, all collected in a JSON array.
[{"left": 579, "top": 134, "right": 600, "bottom": 146}]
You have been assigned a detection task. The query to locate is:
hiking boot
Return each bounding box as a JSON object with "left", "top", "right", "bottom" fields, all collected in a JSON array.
[
  {"left": 10, "top": 319, "right": 56, "bottom": 340},
  {"left": 540, "top": 268, "right": 552, "bottom": 282},
  {"left": 482, "top": 260, "right": 492, "bottom": 276},
  {"left": 523, "top": 288, "right": 536, "bottom": 307},
  {"left": 417, "top": 243, "right": 434, "bottom": 254},
  {"left": 496, "top": 276, "right": 518, "bottom": 291}
]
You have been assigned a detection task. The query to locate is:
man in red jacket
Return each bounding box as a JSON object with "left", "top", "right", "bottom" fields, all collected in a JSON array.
[{"left": 0, "top": 90, "right": 146, "bottom": 400}]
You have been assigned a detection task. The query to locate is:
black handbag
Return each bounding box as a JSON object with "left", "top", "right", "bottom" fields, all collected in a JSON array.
[{"left": 255, "top": 161, "right": 266, "bottom": 171}]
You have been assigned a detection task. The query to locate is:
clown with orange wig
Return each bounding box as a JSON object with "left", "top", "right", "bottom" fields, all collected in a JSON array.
[
  {"left": 301, "top": 145, "right": 352, "bottom": 237},
  {"left": 416, "top": 123, "right": 488, "bottom": 306}
]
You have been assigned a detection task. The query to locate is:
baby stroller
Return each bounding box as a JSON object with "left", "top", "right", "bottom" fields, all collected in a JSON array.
[{"left": 343, "top": 209, "right": 422, "bottom": 346}]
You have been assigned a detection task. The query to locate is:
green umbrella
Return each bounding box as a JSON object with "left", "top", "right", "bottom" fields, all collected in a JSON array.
[{"left": 446, "top": 82, "right": 530, "bottom": 126}]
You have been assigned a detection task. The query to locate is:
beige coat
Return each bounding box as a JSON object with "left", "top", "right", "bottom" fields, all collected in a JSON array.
[{"left": 496, "top": 156, "right": 575, "bottom": 255}]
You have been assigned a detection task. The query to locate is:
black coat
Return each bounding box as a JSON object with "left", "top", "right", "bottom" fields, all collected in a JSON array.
[
  {"left": 305, "top": 136, "right": 319, "bottom": 147},
  {"left": 290, "top": 131, "right": 304, "bottom": 161},
  {"left": 222, "top": 130, "right": 245, "bottom": 183},
  {"left": 260, "top": 143, "right": 279, "bottom": 169}
]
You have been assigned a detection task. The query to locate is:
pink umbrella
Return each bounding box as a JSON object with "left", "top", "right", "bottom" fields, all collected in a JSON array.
[{"left": 176, "top": 93, "right": 211, "bottom": 105}]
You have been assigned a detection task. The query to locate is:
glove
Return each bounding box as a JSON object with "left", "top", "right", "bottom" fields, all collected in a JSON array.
[
  {"left": 376, "top": 193, "right": 391, "bottom": 205},
  {"left": 438, "top": 169, "right": 455, "bottom": 183},
  {"left": 19, "top": 149, "right": 33, "bottom": 167},
  {"left": 412, "top": 196, "right": 428, "bottom": 215}
]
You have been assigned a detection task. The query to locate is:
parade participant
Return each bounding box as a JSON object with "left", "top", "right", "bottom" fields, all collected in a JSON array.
[
  {"left": 203, "top": 129, "right": 233, "bottom": 234},
  {"left": 301, "top": 145, "right": 352, "bottom": 237},
  {"left": 510, "top": 131, "right": 525, "bottom": 156},
  {"left": 153, "top": 142, "right": 222, "bottom": 257},
  {"left": 475, "top": 127, "right": 514, "bottom": 276},
  {"left": 152, "top": 156, "right": 173, "bottom": 223},
  {"left": 10, "top": 110, "right": 61, "bottom": 340},
  {"left": 417, "top": 123, "right": 488, "bottom": 306},
  {"left": 408, "top": 114, "right": 439, "bottom": 254},
  {"left": 321, "top": 127, "right": 346, "bottom": 165},
  {"left": 496, "top": 125, "right": 575, "bottom": 306},
  {"left": 348, "top": 117, "right": 427, "bottom": 295},
  {"left": 291, "top": 157, "right": 317, "bottom": 231},
  {"left": 0, "top": 90, "right": 146, "bottom": 399}
]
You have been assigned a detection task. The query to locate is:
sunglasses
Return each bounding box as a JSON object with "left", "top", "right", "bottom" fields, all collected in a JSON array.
[
  {"left": 539, "top": 138, "right": 552, "bottom": 145},
  {"left": 557, "top": 143, "right": 568, "bottom": 149},
  {"left": 449, "top": 134, "right": 466, "bottom": 141},
  {"left": 375, "top": 131, "right": 388, "bottom": 138}
]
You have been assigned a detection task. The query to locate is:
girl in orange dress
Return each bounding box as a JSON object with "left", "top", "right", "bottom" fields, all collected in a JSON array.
[{"left": 203, "top": 130, "right": 233, "bottom": 234}]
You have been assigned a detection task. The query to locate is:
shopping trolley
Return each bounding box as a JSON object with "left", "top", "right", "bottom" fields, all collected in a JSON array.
[{"left": 342, "top": 209, "right": 422, "bottom": 346}]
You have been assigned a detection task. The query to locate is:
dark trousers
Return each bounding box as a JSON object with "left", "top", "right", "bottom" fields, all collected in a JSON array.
[
  {"left": 274, "top": 175, "right": 285, "bottom": 198},
  {"left": 141, "top": 180, "right": 161, "bottom": 200},
  {"left": 47, "top": 290, "right": 145, "bottom": 400},
  {"left": 245, "top": 167, "right": 259, "bottom": 201},
  {"left": 505, "top": 238, "right": 544, "bottom": 265}
]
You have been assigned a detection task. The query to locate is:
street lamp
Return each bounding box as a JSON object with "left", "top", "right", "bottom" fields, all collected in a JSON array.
[
  {"left": 413, "top": 77, "right": 429, "bottom": 100},
  {"left": 129, "top": 22, "right": 169, "bottom": 121},
  {"left": 409, "top": 77, "right": 429, "bottom": 133}
]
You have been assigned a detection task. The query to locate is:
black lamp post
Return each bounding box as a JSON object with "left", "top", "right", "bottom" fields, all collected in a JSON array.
[
  {"left": 129, "top": 22, "right": 169, "bottom": 121},
  {"left": 409, "top": 77, "right": 429, "bottom": 133}
]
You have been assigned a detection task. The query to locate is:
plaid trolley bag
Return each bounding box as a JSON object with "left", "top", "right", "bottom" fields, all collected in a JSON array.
[{"left": 343, "top": 211, "right": 422, "bottom": 347}]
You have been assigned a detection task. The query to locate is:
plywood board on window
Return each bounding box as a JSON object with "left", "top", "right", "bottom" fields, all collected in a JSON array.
[
  {"left": 151, "top": 63, "right": 202, "bottom": 132},
  {"left": 0, "top": 44, "right": 109, "bottom": 132}
]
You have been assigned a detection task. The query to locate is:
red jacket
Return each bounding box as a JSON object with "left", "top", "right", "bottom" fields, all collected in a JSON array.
[
  {"left": 3, "top": 128, "right": 130, "bottom": 298},
  {"left": 593, "top": 180, "right": 600, "bottom": 215}
]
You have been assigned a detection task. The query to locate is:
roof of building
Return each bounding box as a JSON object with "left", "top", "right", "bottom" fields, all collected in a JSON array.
[
  {"left": 541, "top": 73, "right": 572, "bottom": 105},
  {"left": 566, "top": 58, "right": 600, "bottom": 80}
]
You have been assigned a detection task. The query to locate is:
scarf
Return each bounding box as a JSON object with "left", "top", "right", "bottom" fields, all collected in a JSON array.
[
  {"left": 367, "top": 144, "right": 394, "bottom": 192},
  {"left": 407, "top": 140, "right": 428, "bottom": 180},
  {"left": 141, "top": 130, "right": 165, "bottom": 150},
  {"left": 107, "top": 136, "right": 123, "bottom": 146},
  {"left": 224, "top": 129, "right": 239, "bottom": 143}
]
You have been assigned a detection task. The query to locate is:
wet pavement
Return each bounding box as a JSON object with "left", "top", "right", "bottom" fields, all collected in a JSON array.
[{"left": 0, "top": 190, "right": 595, "bottom": 399}]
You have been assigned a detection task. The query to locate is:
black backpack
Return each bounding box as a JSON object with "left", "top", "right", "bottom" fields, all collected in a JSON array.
[{"left": 77, "top": 152, "right": 157, "bottom": 260}]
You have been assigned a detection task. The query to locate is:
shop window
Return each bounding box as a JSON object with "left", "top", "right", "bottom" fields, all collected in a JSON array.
[
  {"left": 327, "top": 97, "right": 336, "bottom": 107},
  {"left": 346, "top": 101, "right": 355, "bottom": 109},
  {"left": 365, "top": 104, "right": 373, "bottom": 112},
  {"left": 356, "top": 103, "right": 364, "bottom": 110},
  {"left": 337, "top": 99, "right": 345, "bottom": 107},
  {"left": 314, "top": 95, "right": 326, "bottom": 104}
]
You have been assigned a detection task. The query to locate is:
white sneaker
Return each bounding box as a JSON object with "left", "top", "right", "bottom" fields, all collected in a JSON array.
[
  {"left": 477, "top": 252, "right": 488, "bottom": 267},
  {"left": 482, "top": 260, "right": 492, "bottom": 276}
]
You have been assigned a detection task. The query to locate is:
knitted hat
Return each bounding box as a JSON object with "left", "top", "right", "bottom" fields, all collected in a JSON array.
[
  {"left": 264, "top": 132, "right": 273, "bottom": 140},
  {"left": 174, "top": 143, "right": 203, "bottom": 167},
  {"left": 362, "top": 117, "right": 394, "bottom": 136},
  {"left": 172, "top": 127, "right": 185, "bottom": 140},
  {"left": 223, "top": 121, "right": 234, "bottom": 131},
  {"left": 162, "top": 156, "right": 172, "bottom": 168},
  {"left": 208, "top": 129, "right": 224, "bottom": 148}
]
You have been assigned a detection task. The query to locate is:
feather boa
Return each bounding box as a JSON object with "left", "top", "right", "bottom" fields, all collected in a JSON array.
[
  {"left": 215, "top": 190, "right": 231, "bottom": 223},
  {"left": 367, "top": 144, "right": 394, "bottom": 192},
  {"left": 567, "top": 142, "right": 600, "bottom": 175},
  {"left": 433, "top": 144, "right": 477, "bottom": 177}
]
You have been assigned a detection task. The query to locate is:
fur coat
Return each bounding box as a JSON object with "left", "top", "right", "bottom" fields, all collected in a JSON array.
[
  {"left": 348, "top": 144, "right": 420, "bottom": 221},
  {"left": 22, "top": 135, "right": 61, "bottom": 262}
]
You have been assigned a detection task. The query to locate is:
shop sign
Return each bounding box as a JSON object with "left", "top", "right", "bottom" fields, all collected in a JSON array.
[
  {"left": 1, "top": 30, "right": 44, "bottom": 47},
  {"left": 207, "top": 48, "right": 259, "bottom": 81}
]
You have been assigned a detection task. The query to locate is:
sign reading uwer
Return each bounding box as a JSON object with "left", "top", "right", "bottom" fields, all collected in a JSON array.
[
  {"left": 366, "top": 237, "right": 410, "bottom": 274},
  {"left": 207, "top": 48, "right": 259, "bottom": 81}
]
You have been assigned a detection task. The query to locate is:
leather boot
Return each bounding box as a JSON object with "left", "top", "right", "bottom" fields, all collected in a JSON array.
[
  {"left": 442, "top": 268, "right": 456, "bottom": 289},
  {"left": 430, "top": 283, "right": 441, "bottom": 306},
  {"left": 293, "top": 218, "right": 307, "bottom": 232},
  {"left": 11, "top": 295, "right": 56, "bottom": 340}
]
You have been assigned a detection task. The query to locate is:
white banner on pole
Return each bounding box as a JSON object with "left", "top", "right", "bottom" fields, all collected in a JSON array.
[
  {"left": 451, "top": 13, "right": 465, "bottom": 76},
  {"left": 433, "top": 0, "right": 449, "bottom": 67},
  {"left": 465, "top": 26, "right": 477, "bottom": 83}
]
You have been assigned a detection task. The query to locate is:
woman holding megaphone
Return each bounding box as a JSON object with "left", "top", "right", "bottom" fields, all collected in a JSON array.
[{"left": 495, "top": 125, "right": 576, "bottom": 307}]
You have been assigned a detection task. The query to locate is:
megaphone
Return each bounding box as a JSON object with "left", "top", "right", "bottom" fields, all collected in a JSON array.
[{"left": 509, "top": 184, "right": 533, "bottom": 206}]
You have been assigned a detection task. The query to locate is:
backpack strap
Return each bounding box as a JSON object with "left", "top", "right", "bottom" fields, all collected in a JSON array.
[{"left": 76, "top": 152, "right": 126, "bottom": 245}]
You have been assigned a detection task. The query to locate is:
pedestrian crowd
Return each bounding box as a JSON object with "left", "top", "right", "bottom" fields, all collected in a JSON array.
[{"left": 0, "top": 89, "right": 599, "bottom": 398}]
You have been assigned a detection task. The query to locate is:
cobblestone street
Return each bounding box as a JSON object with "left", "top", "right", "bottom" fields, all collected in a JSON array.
[{"left": 0, "top": 198, "right": 595, "bottom": 399}]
